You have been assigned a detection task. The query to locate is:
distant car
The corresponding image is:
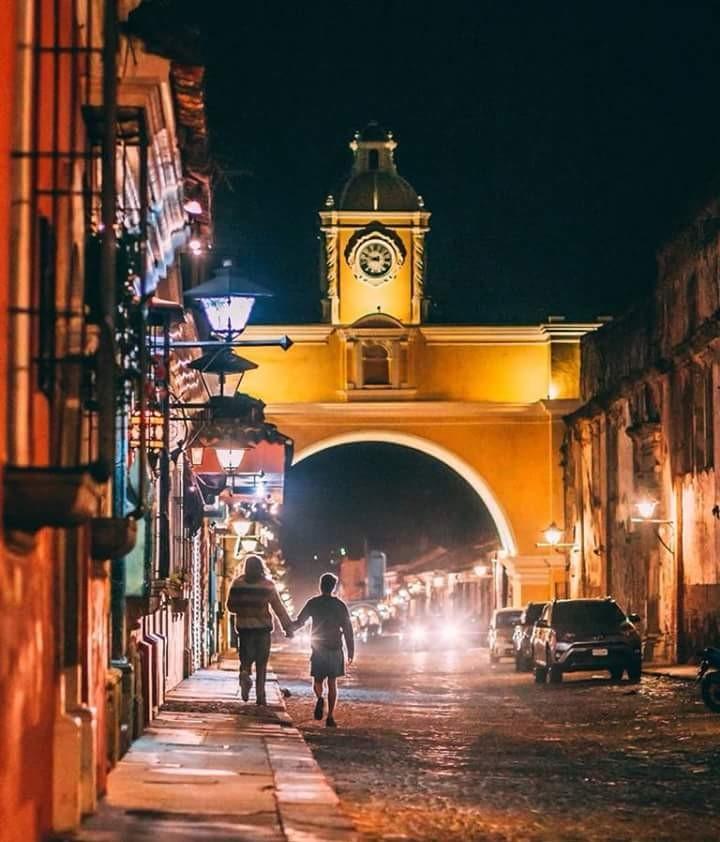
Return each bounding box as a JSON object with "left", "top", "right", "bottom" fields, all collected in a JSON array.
[
  {"left": 488, "top": 607, "right": 523, "bottom": 663},
  {"left": 402, "top": 614, "right": 477, "bottom": 651},
  {"left": 512, "top": 601, "right": 548, "bottom": 671},
  {"left": 531, "top": 598, "right": 642, "bottom": 684}
]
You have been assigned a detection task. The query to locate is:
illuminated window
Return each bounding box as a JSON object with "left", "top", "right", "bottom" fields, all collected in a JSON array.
[{"left": 362, "top": 343, "right": 390, "bottom": 386}]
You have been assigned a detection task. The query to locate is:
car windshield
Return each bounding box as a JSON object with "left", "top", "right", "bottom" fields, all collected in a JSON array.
[
  {"left": 553, "top": 601, "right": 625, "bottom": 631},
  {"left": 496, "top": 611, "right": 522, "bottom": 627},
  {"left": 523, "top": 603, "right": 546, "bottom": 624}
]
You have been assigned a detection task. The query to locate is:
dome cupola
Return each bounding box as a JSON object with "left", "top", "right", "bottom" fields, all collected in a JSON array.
[{"left": 339, "top": 122, "right": 420, "bottom": 212}]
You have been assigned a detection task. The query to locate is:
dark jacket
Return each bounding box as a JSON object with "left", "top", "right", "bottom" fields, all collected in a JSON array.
[{"left": 226, "top": 575, "right": 293, "bottom": 633}]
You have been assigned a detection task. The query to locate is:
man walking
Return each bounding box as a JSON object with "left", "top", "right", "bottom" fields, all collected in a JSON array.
[{"left": 294, "top": 573, "right": 354, "bottom": 727}]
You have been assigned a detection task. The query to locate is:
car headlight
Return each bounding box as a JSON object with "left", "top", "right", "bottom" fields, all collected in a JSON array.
[
  {"left": 410, "top": 626, "right": 427, "bottom": 643},
  {"left": 441, "top": 624, "right": 460, "bottom": 643}
]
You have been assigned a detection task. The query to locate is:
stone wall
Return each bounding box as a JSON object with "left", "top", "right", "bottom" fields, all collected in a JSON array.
[{"left": 566, "top": 201, "right": 720, "bottom": 662}]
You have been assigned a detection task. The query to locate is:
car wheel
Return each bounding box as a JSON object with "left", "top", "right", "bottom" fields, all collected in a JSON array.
[
  {"left": 549, "top": 665, "right": 563, "bottom": 684},
  {"left": 609, "top": 667, "right": 624, "bottom": 682},
  {"left": 534, "top": 664, "right": 547, "bottom": 684},
  {"left": 627, "top": 660, "right": 642, "bottom": 683},
  {"left": 701, "top": 673, "right": 720, "bottom": 712}
]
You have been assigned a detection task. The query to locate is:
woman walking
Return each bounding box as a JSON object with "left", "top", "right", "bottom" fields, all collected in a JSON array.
[{"left": 226, "top": 555, "right": 293, "bottom": 706}]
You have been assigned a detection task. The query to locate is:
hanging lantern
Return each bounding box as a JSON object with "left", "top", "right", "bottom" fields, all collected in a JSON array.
[{"left": 129, "top": 409, "right": 164, "bottom": 451}]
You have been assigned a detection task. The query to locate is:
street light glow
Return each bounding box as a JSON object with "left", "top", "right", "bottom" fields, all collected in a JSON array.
[
  {"left": 543, "top": 521, "right": 563, "bottom": 546},
  {"left": 635, "top": 498, "right": 658, "bottom": 520},
  {"left": 215, "top": 447, "right": 246, "bottom": 471}
]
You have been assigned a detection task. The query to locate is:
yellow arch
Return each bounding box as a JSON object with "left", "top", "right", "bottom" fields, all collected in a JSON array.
[{"left": 292, "top": 429, "right": 518, "bottom": 557}]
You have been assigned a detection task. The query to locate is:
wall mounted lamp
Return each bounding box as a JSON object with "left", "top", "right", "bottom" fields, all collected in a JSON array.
[{"left": 536, "top": 521, "right": 577, "bottom": 550}]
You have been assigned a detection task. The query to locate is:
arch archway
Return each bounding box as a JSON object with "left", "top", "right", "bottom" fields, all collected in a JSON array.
[{"left": 292, "top": 429, "right": 518, "bottom": 557}]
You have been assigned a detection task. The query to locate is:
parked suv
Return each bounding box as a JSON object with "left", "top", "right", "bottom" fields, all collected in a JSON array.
[
  {"left": 531, "top": 598, "right": 642, "bottom": 684},
  {"left": 513, "top": 601, "right": 547, "bottom": 671},
  {"left": 488, "top": 607, "right": 523, "bottom": 663}
]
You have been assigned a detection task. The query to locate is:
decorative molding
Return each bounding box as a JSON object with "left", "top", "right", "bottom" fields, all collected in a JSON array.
[
  {"left": 323, "top": 226, "right": 338, "bottom": 300},
  {"left": 420, "top": 323, "right": 601, "bottom": 345},
  {"left": 345, "top": 387, "right": 418, "bottom": 402},
  {"left": 411, "top": 228, "right": 426, "bottom": 324},
  {"left": 319, "top": 210, "right": 431, "bottom": 227},
  {"left": 241, "top": 325, "right": 334, "bottom": 344},
  {"left": 243, "top": 322, "right": 599, "bottom": 346},
  {"left": 265, "top": 400, "right": 549, "bottom": 421}
]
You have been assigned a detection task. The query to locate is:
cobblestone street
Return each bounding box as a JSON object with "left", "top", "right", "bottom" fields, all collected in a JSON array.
[{"left": 274, "top": 644, "right": 720, "bottom": 842}]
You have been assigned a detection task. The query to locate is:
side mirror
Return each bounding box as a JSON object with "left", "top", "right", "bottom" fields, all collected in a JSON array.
[{"left": 628, "top": 612, "right": 641, "bottom": 624}]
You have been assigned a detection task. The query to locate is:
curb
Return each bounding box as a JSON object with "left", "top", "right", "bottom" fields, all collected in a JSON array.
[
  {"left": 642, "top": 668, "right": 696, "bottom": 682},
  {"left": 268, "top": 675, "right": 359, "bottom": 842}
]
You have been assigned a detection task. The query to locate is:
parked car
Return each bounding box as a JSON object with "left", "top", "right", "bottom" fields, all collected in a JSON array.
[
  {"left": 488, "top": 607, "right": 523, "bottom": 663},
  {"left": 531, "top": 598, "right": 642, "bottom": 684},
  {"left": 512, "top": 601, "right": 547, "bottom": 671}
]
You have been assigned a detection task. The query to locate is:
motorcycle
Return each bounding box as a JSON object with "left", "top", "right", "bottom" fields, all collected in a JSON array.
[{"left": 697, "top": 647, "right": 720, "bottom": 712}]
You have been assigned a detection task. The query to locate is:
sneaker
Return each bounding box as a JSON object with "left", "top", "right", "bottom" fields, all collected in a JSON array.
[
  {"left": 239, "top": 672, "right": 252, "bottom": 702},
  {"left": 313, "top": 697, "right": 324, "bottom": 720},
  {"left": 326, "top": 715, "right": 337, "bottom": 728}
]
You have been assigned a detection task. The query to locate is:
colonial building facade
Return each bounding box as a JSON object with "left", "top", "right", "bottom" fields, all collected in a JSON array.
[
  {"left": 564, "top": 201, "right": 720, "bottom": 663},
  {"left": 242, "top": 124, "right": 599, "bottom": 608}
]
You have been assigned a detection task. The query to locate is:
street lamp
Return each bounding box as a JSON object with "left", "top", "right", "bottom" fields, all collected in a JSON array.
[
  {"left": 537, "top": 521, "right": 576, "bottom": 549},
  {"left": 630, "top": 497, "right": 674, "bottom": 554},
  {"left": 631, "top": 498, "right": 671, "bottom": 523},
  {"left": 215, "top": 446, "right": 247, "bottom": 472},
  {"left": 185, "top": 259, "right": 273, "bottom": 342}
]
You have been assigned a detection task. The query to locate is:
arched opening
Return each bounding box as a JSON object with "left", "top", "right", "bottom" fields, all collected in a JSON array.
[
  {"left": 284, "top": 434, "right": 515, "bottom": 631},
  {"left": 293, "top": 431, "right": 517, "bottom": 556}
]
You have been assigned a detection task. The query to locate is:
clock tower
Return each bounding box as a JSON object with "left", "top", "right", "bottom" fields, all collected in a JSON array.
[{"left": 319, "top": 123, "right": 430, "bottom": 325}]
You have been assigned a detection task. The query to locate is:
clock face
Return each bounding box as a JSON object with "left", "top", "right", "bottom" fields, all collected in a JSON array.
[{"left": 357, "top": 239, "right": 394, "bottom": 285}]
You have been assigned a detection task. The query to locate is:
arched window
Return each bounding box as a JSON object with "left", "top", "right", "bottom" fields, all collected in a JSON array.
[{"left": 362, "top": 343, "right": 390, "bottom": 386}]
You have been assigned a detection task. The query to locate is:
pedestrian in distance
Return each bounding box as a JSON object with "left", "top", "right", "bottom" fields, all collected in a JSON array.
[
  {"left": 226, "top": 555, "right": 294, "bottom": 706},
  {"left": 293, "top": 572, "right": 355, "bottom": 728}
]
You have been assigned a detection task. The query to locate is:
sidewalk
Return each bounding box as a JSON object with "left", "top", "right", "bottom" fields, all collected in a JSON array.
[
  {"left": 70, "top": 658, "right": 358, "bottom": 842},
  {"left": 643, "top": 664, "right": 697, "bottom": 681}
]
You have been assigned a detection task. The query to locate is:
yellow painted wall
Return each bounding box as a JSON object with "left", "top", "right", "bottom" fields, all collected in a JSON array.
[
  {"left": 416, "top": 342, "right": 551, "bottom": 402},
  {"left": 241, "top": 331, "right": 582, "bottom": 405},
  {"left": 239, "top": 335, "right": 342, "bottom": 403},
  {"left": 337, "top": 227, "right": 414, "bottom": 325},
  {"left": 265, "top": 414, "right": 555, "bottom": 558}
]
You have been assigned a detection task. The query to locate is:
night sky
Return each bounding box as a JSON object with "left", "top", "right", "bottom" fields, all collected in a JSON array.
[
  {"left": 138, "top": 1, "right": 720, "bottom": 573},
  {"left": 192, "top": 1, "right": 720, "bottom": 325}
]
